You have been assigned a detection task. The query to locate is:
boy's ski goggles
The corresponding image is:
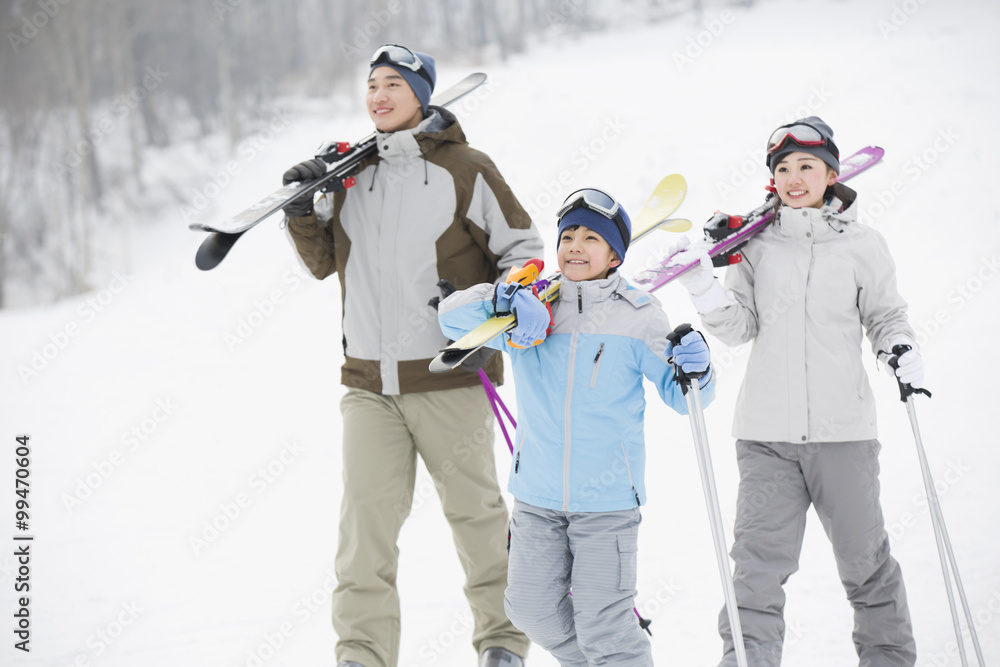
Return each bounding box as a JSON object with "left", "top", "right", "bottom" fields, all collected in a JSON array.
[
  {"left": 370, "top": 44, "right": 433, "bottom": 86},
  {"left": 766, "top": 122, "right": 839, "bottom": 158},
  {"left": 557, "top": 188, "right": 630, "bottom": 248}
]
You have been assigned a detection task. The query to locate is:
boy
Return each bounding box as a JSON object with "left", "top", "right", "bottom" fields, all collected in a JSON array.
[{"left": 438, "top": 188, "right": 714, "bottom": 666}]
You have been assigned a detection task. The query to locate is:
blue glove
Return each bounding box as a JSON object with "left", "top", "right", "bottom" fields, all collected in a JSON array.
[
  {"left": 493, "top": 282, "right": 517, "bottom": 314},
  {"left": 669, "top": 330, "right": 710, "bottom": 375},
  {"left": 509, "top": 289, "right": 549, "bottom": 347}
]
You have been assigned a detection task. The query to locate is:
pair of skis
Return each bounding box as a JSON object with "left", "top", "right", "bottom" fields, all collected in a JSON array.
[
  {"left": 428, "top": 173, "right": 692, "bottom": 373},
  {"left": 190, "top": 72, "right": 491, "bottom": 271},
  {"left": 429, "top": 144, "right": 886, "bottom": 373}
]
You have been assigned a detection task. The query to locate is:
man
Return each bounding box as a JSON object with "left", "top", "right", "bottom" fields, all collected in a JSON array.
[{"left": 282, "top": 44, "right": 539, "bottom": 667}]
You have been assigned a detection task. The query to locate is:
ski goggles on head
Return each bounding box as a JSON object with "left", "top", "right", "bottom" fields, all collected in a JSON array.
[
  {"left": 766, "top": 122, "right": 840, "bottom": 158},
  {"left": 370, "top": 44, "right": 434, "bottom": 86},
  {"left": 557, "top": 188, "right": 630, "bottom": 248}
]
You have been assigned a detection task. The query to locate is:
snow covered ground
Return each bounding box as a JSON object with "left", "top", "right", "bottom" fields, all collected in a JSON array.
[{"left": 3, "top": 0, "right": 999, "bottom": 665}]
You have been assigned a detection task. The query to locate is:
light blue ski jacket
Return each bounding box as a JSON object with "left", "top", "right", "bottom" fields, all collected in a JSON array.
[{"left": 439, "top": 272, "right": 714, "bottom": 512}]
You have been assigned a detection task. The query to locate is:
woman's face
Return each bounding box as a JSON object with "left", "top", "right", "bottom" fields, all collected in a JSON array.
[{"left": 773, "top": 152, "right": 838, "bottom": 209}]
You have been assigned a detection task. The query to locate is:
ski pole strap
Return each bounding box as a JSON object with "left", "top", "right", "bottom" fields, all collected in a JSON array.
[
  {"left": 666, "top": 323, "right": 707, "bottom": 395},
  {"left": 886, "top": 344, "right": 932, "bottom": 402},
  {"left": 478, "top": 368, "right": 516, "bottom": 453}
]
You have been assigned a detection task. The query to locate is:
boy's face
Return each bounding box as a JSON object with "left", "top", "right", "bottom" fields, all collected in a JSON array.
[
  {"left": 367, "top": 67, "right": 424, "bottom": 133},
  {"left": 773, "top": 151, "right": 838, "bottom": 209},
  {"left": 557, "top": 225, "right": 621, "bottom": 281}
]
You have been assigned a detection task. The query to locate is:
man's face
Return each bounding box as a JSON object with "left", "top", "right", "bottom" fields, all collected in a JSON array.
[{"left": 366, "top": 67, "right": 424, "bottom": 133}]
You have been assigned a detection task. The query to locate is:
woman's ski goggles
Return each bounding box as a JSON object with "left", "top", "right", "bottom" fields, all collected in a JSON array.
[
  {"left": 766, "top": 122, "right": 839, "bottom": 158},
  {"left": 370, "top": 44, "right": 434, "bottom": 86},
  {"left": 557, "top": 188, "right": 630, "bottom": 248}
]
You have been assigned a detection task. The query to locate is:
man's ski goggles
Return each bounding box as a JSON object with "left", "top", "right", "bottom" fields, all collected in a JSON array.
[
  {"left": 766, "top": 122, "right": 839, "bottom": 158},
  {"left": 557, "top": 188, "right": 630, "bottom": 249},
  {"left": 370, "top": 44, "right": 434, "bottom": 86}
]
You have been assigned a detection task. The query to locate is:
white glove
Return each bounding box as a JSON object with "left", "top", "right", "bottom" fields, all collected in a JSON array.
[
  {"left": 884, "top": 344, "right": 925, "bottom": 387},
  {"left": 674, "top": 249, "right": 731, "bottom": 313}
]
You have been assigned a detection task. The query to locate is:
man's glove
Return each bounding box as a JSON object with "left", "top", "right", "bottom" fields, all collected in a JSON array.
[{"left": 281, "top": 158, "right": 327, "bottom": 217}]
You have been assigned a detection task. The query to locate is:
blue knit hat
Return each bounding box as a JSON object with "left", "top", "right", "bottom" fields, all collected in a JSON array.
[
  {"left": 557, "top": 204, "right": 632, "bottom": 267},
  {"left": 369, "top": 47, "right": 436, "bottom": 113}
]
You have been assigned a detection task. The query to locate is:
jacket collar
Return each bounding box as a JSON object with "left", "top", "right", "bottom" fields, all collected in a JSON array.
[
  {"left": 775, "top": 182, "right": 859, "bottom": 239},
  {"left": 557, "top": 273, "right": 651, "bottom": 310},
  {"left": 375, "top": 107, "right": 466, "bottom": 163}
]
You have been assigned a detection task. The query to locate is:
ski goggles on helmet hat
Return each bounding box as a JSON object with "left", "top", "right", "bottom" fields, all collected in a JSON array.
[
  {"left": 766, "top": 122, "right": 839, "bottom": 158},
  {"left": 556, "top": 188, "right": 630, "bottom": 250},
  {"left": 370, "top": 44, "right": 434, "bottom": 86}
]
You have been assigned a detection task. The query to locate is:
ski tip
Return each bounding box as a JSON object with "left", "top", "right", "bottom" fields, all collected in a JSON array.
[
  {"left": 429, "top": 353, "right": 461, "bottom": 374},
  {"left": 194, "top": 231, "right": 242, "bottom": 271},
  {"left": 658, "top": 218, "right": 692, "bottom": 233}
]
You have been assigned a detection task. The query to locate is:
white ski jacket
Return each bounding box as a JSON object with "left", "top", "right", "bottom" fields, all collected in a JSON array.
[{"left": 699, "top": 185, "right": 915, "bottom": 443}]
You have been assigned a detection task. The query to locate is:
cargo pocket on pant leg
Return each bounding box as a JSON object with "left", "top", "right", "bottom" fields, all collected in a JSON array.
[{"left": 617, "top": 533, "right": 638, "bottom": 591}]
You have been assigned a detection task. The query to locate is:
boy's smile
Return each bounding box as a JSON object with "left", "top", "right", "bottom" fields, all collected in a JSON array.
[{"left": 557, "top": 225, "right": 621, "bottom": 281}]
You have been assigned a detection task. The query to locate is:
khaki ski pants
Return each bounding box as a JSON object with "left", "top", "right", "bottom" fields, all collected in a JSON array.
[{"left": 333, "top": 385, "right": 528, "bottom": 667}]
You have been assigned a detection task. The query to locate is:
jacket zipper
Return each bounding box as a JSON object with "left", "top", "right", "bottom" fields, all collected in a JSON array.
[
  {"left": 514, "top": 430, "right": 526, "bottom": 473},
  {"left": 562, "top": 332, "right": 579, "bottom": 510},
  {"left": 577, "top": 284, "right": 583, "bottom": 313},
  {"left": 590, "top": 343, "right": 604, "bottom": 389},
  {"left": 619, "top": 441, "right": 640, "bottom": 507}
]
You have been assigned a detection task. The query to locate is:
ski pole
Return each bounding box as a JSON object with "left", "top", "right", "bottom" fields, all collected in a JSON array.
[
  {"left": 667, "top": 324, "right": 748, "bottom": 667},
  {"left": 478, "top": 368, "right": 516, "bottom": 453},
  {"left": 888, "top": 346, "right": 985, "bottom": 667}
]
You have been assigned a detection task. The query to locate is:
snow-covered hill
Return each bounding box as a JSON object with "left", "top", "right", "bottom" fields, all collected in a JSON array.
[{"left": 3, "top": 0, "right": 998, "bottom": 666}]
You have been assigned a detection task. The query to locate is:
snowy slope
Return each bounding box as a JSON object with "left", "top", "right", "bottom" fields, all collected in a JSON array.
[{"left": 3, "top": 0, "right": 999, "bottom": 666}]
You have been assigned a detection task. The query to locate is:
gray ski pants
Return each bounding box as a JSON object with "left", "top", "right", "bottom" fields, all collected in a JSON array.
[
  {"left": 718, "top": 440, "right": 916, "bottom": 667},
  {"left": 504, "top": 499, "right": 652, "bottom": 667}
]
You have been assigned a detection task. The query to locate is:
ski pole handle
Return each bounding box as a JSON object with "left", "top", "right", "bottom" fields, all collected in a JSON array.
[
  {"left": 498, "top": 258, "right": 544, "bottom": 302},
  {"left": 666, "top": 323, "right": 707, "bottom": 392},
  {"left": 504, "top": 258, "right": 544, "bottom": 287},
  {"left": 887, "top": 344, "right": 932, "bottom": 402}
]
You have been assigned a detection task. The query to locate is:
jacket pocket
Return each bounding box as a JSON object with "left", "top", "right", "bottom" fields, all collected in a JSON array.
[
  {"left": 617, "top": 533, "right": 638, "bottom": 591},
  {"left": 590, "top": 342, "right": 605, "bottom": 389}
]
